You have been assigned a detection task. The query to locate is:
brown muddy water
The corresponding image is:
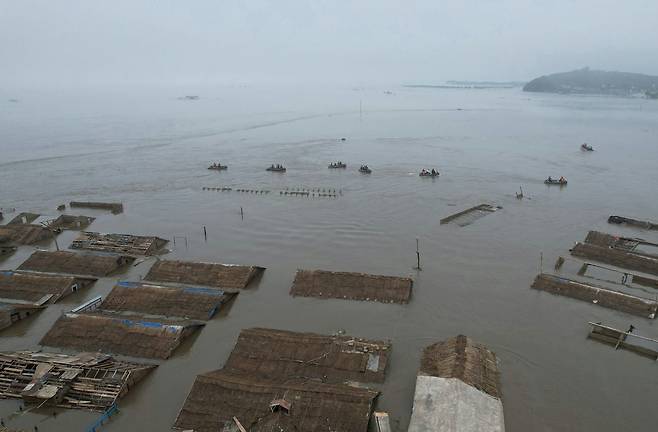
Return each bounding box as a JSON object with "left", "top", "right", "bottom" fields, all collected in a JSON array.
[{"left": 1, "top": 86, "right": 658, "bottom": 431}]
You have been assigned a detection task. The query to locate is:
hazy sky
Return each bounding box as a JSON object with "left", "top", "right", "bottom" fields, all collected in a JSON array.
[{"left": 2, "top": 0, "right": 658, "bottom": 88}]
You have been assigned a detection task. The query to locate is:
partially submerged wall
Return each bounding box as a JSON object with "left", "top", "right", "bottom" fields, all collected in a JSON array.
[
  {"left": 531, "top": 273, "right": 657, "bottom": 319},
  {"left": 571, "top": 243, "right": 658, "bottom": 276}
]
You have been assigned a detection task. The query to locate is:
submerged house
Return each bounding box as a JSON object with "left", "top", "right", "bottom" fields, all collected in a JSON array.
[
  {"left": 407, "top": 335, "right": 505, "bottom": 432},
  {"left": 18, "top": 250, "right": 135, "bottom": 277},
  {"left": 40, "top": 312, "right": 205, "bottom": 360},
  {"left": 0, "top": 270, "right": 96, "bottom": 305},
  {"left": 290, "top": 269, "right": 413, "bottom": 304},
  {"left": 174, "top": 328, "right": 388, "bottom": 432},
  {"left": 0, "top": 303, "right": 43, "bottom": 331},
  {"left": 145, "top": 259, "right": 265, "bottom": 289},
  {"left": 71, "top": 231, "right": 168, "bottom": 256},
  {"left": 0, "top": 224, "right": 54, "bottom": 245},
  {"left": 0, "top": 351, "right": 154, "bottom": 411},
  {"left": 100, "top": 281, "right": 236, "bottom": 320}
]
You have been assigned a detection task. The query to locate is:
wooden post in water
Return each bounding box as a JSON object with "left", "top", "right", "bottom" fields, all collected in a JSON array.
[
  {"left": 414, "top": 238, "right": 422, "bottom": 270},
  {"left": 240, "top": 207, "right": 244, "bottom": 220},
  {"left": 203, "top": 226, "right": 207, "bottom": 242},
  {"left": 540, "top": 252, "right": 543, "bottom": 273}
]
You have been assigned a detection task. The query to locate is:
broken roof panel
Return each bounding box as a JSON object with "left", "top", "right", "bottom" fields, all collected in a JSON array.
[
  {"left": 0, "top": 224, "right": 54, "bottom": 245},
  {"left": 0, "top": 271, "right": 96, "bottom": 305},
  {"left": 144, "top": 259, "right": 264, "bottom": 289},
  {"left": 70, "top": 231, "right": 168, "bottom": 256},
  {"left": 100, "top": 281, "right": 235, "bottom": 320},
  {"left": 440, "top": 204, "right": 501, "bottom": 226},
  {"left": 224, "top": 327, "right": 391, "bottom": 383},
  {"left": 173, "top": 370, "right": 378, "bottom": 432},
  {"left": 18, "top": 251, "right": 135, "bottom": 277},
  {"left": 290, "top": 269, "right": 413, "bottom": 304},
  {"left": 40, "top": 311, "right": 205, "bottom": 359},
  {"left": 0, "top": 350, "right": 155, "bottom": 411}
]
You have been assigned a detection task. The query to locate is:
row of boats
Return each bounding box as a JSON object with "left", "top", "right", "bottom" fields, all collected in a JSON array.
[{"left": 210, "top": 162, "right": 440, "bottom": 177}]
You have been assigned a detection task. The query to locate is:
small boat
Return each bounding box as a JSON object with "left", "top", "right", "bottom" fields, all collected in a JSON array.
[
  {"left": 419, "top": 169, "right": 439, "bottom": 177},
  {"left": 581, "top": 143, "right": 594, "bottom": 151},
  {"left": 266, "top": 165, "right": 287, "bottom": 172},
  {"left": 328, "top": 162, "right": 347, "bottom": 169},
  {"left": 359, "top": 165, "right": 372, "bottom": 174},
  {"left": 544, "top": 178, "right": 567, "bottom": 185},
  {"left": 208, "top": 164, "right": 228, "bottom": 170}
]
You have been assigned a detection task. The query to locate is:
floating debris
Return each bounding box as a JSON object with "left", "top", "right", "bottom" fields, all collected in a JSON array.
[
  {"left": 18, "top": 251, "right": 136, "bottom": 277},
  {"left": 0, "top": 351, "right": 155, "bottom": 411},
  {"left": 290, "top": 269, "right": 413, "bottom": 304},
  {"left": 408, "top": 335, "right": 504, "bottom": 432},
  {"left": 531, "top": 273, "right": 657, "bottom": 319},
  {"left": 440, "top": 204, "right": 501, "bottom": 226},
  {"left": 71, "top": 232, "right": 168, "bottom": 256},
  {"left": 145, "top": 259, "right": 264, "bottom": 290}
]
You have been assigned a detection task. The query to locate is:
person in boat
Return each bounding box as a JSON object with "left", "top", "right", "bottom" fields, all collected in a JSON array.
[
  {"left": 559, "top": 176, "right": 565, "bottom": 183},
  {"left": 431, "top": 169, "right": 437, "bottom": 176},
  {"left": 548, "top": 176, "right": 552, "bottom": 182}
]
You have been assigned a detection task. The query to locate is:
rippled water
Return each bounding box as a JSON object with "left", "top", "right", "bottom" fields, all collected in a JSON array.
[{"left": 1, "top": 85, "right": 658, "bottom": 431}]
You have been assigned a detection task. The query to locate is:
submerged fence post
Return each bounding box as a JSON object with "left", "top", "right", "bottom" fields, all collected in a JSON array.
[
  {"left": 414, "top": 238, "right": 422, "bottom": 270},
  {"left": 240, "top": 207, "right": 244, "bottom": 220}
]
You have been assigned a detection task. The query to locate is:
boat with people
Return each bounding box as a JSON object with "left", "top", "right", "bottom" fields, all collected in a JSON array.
[
  {"left": 581, "top": 143, "right": 594, "bottom": 151},
  {"left": 208, "top": 162, "right": 228, "bottom": 170},
  {"left": 419, "top": 168, "right": 440, "bottom": 177},
  {"left": 544, "top": 176, "right": 567, "bottom": 185},
  {"left": 359, "top": 165, "right": 372, "bottom": 174},
  {"left": 328, "top": 161, "right": 347, "bottom": 169},
  {"left": 266, "top": 164, "right": 287, "bottom": 172}
]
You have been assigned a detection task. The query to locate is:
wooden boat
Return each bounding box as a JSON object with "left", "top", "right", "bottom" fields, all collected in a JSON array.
[
  {"left": 208, "top": 164, "right": 227, "bottom": 170},
  {"left": 328, "top": 162, "right": 347, "bottom": 169},
  {"left": 266, "top": 166, "right": 286, "bottom": 172},
  {"left": 544, "top": 178, "right": 567, "bottom": 185},
  {"left": 419, "top": 171, "right": 439, "bottom": 177},
  {"left": 581, "top": 143, "right": 594, "bottom": 151},
  {"left": 608, "top": 215, "right": 658, "bottom": 230},
  {"left": 359, "top": 166, "right": 372, "bottom": 174}
]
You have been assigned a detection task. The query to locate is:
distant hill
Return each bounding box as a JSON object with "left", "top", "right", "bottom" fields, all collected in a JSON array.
[{"left": 523, "top": 68, "right": 658, "bottom": 97}]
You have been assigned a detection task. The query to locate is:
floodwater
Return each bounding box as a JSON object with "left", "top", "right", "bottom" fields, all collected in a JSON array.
[{"left": 1, "top": 85, "right": 658, "bottom": 431}]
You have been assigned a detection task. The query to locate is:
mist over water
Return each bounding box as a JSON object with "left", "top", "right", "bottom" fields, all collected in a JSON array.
[{"left": 1, "top": 85, "right": 658, "bottom": 431}]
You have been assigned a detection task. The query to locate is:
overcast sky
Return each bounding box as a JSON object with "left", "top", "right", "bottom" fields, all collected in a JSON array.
[{"left": 2, "top": 0, "right": 658, "bottom": 88}]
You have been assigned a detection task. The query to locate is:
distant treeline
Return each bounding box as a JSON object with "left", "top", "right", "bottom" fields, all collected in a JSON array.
[{"left": 523, "top": 68, "right": 658, "bottom": 97}]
